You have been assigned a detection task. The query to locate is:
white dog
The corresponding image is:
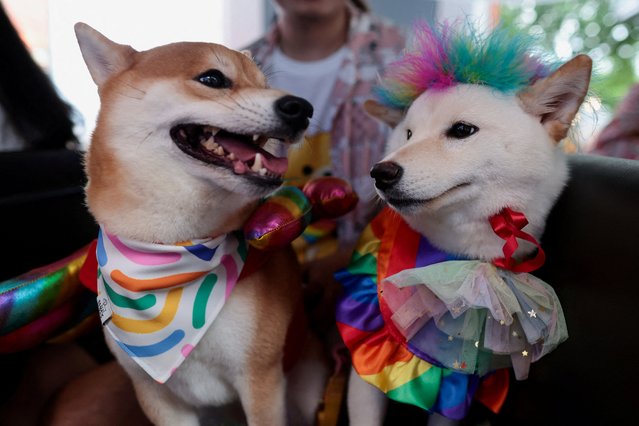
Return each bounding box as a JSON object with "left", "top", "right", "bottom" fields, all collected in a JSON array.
[{"left": 336, "top": 23, "right": 592, "bottom": 425}]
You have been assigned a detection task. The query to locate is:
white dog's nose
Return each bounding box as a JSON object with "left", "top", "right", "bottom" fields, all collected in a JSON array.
[{"left": 371, "top": 161, "right": 403, "bottom": 190}]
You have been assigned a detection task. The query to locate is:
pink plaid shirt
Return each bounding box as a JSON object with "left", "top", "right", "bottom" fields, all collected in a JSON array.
[{"left": 247, "top": 8, "right": 405, "bottom": 245}]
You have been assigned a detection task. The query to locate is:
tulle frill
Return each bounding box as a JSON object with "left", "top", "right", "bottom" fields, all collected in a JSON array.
[
  {"left": 335, "top": 262, "right": 509, "bottom": 419},
  {"left": 382, "top": 260, "right": 567, "bottom": 380}
]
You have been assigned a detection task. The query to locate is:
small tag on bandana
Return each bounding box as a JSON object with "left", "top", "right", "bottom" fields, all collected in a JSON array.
[{"left": 97, "top": 294, "right": 113, "bottom": 325}]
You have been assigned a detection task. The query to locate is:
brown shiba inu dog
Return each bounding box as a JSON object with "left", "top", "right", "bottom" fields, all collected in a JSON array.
[{"left": 75, "top": 23, "right": 326, "bottom": 426}]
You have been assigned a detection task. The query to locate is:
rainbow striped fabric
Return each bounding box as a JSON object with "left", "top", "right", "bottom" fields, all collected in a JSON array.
[
  {"left": 97, "top": 227, "right": 246, "bottom": 383},
  {"left": 335, "top": 208, "right": 508, "bottom": 419}
]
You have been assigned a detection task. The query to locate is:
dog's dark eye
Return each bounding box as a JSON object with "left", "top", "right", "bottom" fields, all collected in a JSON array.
[
  {"left": 446, "top": 122, "right": 478, "bottom": 139},
  {"left": 406, "top": 129, "right": 412, "bottom": 140},
  {"left": 196, "top": 69, "right": 232, "bottom": 89}
]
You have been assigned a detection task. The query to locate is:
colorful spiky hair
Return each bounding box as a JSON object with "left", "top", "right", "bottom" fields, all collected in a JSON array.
[{"left": 374, "top": 21, "right": 560, "bottom": 109}]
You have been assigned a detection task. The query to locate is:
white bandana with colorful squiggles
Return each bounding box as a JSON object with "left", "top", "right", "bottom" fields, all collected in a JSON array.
[{"left": 96, "top": 227, "right": 246, "bottom": 383}]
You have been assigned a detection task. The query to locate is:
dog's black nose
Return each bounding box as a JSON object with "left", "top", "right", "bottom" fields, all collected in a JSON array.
[
  {"left": 275, "top": 95, "right": 314, "bottom": 132},
  {"left": 371, "top": 161, "right": 403, "bottom": 190}
]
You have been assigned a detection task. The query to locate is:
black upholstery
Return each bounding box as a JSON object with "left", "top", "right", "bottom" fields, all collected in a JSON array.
[
  {"left": 493, "top": 154, "right": 639, "bottom": 425},
  {"left": 0, "top": 149, "right": 98, "bottom": 281}
]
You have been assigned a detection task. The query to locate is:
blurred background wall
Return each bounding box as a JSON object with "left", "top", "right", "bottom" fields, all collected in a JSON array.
[{"left": 3, "top": 0, "right": 638, "bottom": 150}]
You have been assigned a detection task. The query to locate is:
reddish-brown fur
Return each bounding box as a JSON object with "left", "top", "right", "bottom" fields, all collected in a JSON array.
[{"left": 74, "top": 23, "right": 326, "bottom": 425}]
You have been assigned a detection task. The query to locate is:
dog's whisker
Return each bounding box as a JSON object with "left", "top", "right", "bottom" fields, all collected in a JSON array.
[
  {"left": 121, "top": 126, "right": 155, "bottom": 143},
  {"left": 223, "top": 92, "right": 247, "bottom": 110},
  {"left": 261, "top": 66, "right": 281, "bottom": 81},
  {"left": 124, "top": 83, "right": 147, "bottom": 95},
  {"left": 221, "top": 95, "right": 269, "bottom": 120},
  {"left": 209, "top": 98, "right": 235, "bottom": 111},
  {"left": 235, "top": 90, "right": 249, "bottom": 105},
  {"left": 139, "top": 130, "right": 154, "bottom": 145},
  {"left": 114, "top": 91, "right": 144, "bottom": 101},
  {"left": 211, "top": 48, "right": 229, "bottom": 68},
  {"left": 224, "top": 94, "right": 263, "bottom": 116}
]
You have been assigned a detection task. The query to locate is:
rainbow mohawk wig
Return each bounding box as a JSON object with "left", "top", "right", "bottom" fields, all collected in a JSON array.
[{"left": 375, "top": 21, "right": 560, "bottom": 109}]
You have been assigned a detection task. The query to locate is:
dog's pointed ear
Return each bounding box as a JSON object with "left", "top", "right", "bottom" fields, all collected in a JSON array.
[
  {"left": 364, "top": 100, "right": 404, "bottom": 128},
  {"left": 74, "top": 22, "right": 137, "bottom": 87},
  {"left": 517, "top": 54, "right": 592, "bottom": 142}
]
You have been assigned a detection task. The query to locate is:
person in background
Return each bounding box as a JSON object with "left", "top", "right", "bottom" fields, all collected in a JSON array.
[
  {"left": 246, "top": 0, "right": 405, "bottom": 318},
  {"left": 589, "top": 84, "right": 639, "bottom": 160},
  {"left": 0, "top": 3, "right": 78, "bottom": 151}
]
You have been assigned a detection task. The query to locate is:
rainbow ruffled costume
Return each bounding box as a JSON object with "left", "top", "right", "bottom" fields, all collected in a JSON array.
[{"left": 335, "top": 208, "right": 566, "bottom": 419}]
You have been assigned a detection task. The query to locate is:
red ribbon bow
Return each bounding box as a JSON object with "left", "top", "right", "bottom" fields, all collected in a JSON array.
[{"left": 489, "top": 208, "right": 545, "bottom": 273}]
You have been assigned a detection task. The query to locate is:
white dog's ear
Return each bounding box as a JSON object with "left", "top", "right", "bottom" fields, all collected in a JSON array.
[
  {"left": 74, "top": 22, "right": 137, "bottom": 87},
  {"left": 517, "top": 54, "right": 592, "bottom": 142},
  {"left": 364, "top": 100, "right": 404, "bottom": 128}
]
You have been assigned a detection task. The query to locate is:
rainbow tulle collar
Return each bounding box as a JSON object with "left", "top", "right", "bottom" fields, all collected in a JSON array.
[{"left": 335, "top": 207, "right": 567, "bottom": 419}]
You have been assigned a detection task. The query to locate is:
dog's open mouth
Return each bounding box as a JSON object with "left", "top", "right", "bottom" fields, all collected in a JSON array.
[{"left": 170, "top": 124, "right": 289, "bottom": 184}]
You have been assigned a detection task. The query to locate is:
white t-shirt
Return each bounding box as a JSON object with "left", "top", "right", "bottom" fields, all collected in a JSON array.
[{"left": 266, "top": 47, "right": 347, "bottom": 134}]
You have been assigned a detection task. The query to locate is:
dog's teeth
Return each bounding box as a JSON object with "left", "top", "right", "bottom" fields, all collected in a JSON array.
[
  {"left": 228, "top": 152, "right": 237, "bottom": 161},
  {"left": 259, "top": 168, "right": 267, "bottom": 176},
  {"left": 201, "top": 138, "right": 216, "bottom": 151},
  {"left": 251, "top": 153, "right": 263, "bottom": 172},
  {"left": 214, "top": 147, "right": 225, "bottom": 156},
  {"left": 252, "top": 134, "right": 259, "bottom": 142}
]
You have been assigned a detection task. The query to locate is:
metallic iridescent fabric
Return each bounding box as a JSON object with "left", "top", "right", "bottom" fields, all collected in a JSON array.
[{"left": 0, "top": 245, "right": 96, "bottom": 353}]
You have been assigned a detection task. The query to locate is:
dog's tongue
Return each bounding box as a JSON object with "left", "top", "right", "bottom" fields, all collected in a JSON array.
[{"left": 215, "top": 133, "right": 288, "bottom": 175}]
